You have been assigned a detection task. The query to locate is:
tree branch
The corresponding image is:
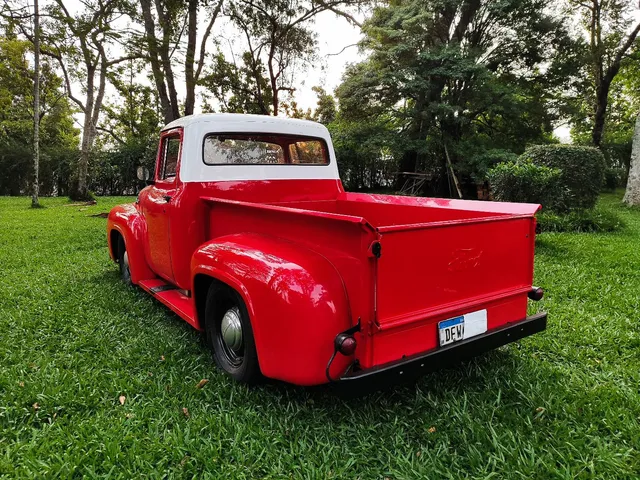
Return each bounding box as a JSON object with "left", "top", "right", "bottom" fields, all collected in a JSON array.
[
  {"left": 318, "top": 3, "right": 362, "bottom": 28},
  {"left": 607, "top": 20, "right": 640, "bottom": 82},
  {"left": 96, "top": 125, "right": 126, "bottom": 145},
  {"left": 195, "top": 0, "right": 224, "bottom": 81}
]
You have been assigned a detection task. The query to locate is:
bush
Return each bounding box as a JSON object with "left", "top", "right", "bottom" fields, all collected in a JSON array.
[
  {"left": 465, "top": 149, "right": 518, "bottom": 184},
  {"left": 519, "top": 145, "right": 605, "bottom": 211},
  {"left": 488, "top": 160, "right": 565, "bottom": 211},
  {"left": 603, "top": 167, "right": 627, "bottom": 191},
  {"left": 537, "top": 206, "right": 624, "bottom": 233}
]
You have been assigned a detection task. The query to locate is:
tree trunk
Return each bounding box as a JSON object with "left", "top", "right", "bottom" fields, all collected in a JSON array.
[
  {"left": 623, "top": 113, "right": 640, "bottom": 206},
  {"left": 140, "top": 0, "right": 174, "bottom": 124},
  {"left": 592, "top": 81, "right": 610, "bottom": 148},
  {"left": 268, "top": 47, "right": 278, "bottom": 116},
  {"left": 77, "top": 112, "right": 94, "bottom": 199},
  {"left": 31, "top": 0, "right": 40, "bottom": 208},
  {"left": 155, "top": 0, "right": 180, "bottom": 121},
  {"left": 184, "top": 0, "right": 198, "bottom": 116},
  {"left": 395, "top": 94, "right": 427, "bottom": 190}
]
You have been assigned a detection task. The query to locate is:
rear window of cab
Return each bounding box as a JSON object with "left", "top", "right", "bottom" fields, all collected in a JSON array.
[{"left": 203, "top": 133, "right": 329, "bottom": 166}]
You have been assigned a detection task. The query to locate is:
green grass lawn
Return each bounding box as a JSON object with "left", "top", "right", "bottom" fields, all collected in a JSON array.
[{"left": 1, "top": 193, "right": 639, "bottom": 479}]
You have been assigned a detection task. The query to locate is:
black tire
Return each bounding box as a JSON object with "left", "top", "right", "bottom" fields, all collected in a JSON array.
[
  {"left": 117, "top": 236, "right": 132, "bottom": 286},
  {"left": 205, "top": 283, "right": 261, "bottom": 384}
]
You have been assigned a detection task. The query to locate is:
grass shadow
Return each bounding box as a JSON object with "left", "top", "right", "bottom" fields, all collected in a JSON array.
[
  {"left": 256, "top": 347, "right": 515, "bottom": 404},
  {"left": 535, "top": 236, "right": 568, "bottom": 257}
]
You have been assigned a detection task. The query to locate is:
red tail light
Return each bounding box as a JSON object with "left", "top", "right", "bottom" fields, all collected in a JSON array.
[
  {"left": 528, "top": 286, "right": 544, "bottom": 301},
  {"left": 335, "top": 334, "right": 357, "bottom": 355}
]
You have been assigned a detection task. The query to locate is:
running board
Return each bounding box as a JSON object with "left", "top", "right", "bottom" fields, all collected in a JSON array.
[{"left": 139, "top": 279, "right": 199, "bottom": 330}]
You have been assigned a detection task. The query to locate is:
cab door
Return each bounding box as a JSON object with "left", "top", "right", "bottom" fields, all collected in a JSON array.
[{"left": 140, "top": 129, "right": 182, "bottom": 282}]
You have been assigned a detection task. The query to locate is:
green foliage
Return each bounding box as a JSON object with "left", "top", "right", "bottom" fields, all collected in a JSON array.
[
  {"left": 537, "top": 205, "right": 624, "bottom": 233},
  {"left": 90, "top": 66, "right": 162, "bottom": 195},
  {"left": 463, "top": 149, "right": 519, "bottom": 184},
  {"left": 329, "top": 115, "right": 399, "bottom": 191},
  {"left": 310, "top": 86, "right": 336, "bottom": 125},
  {"left": 563, "top": 1, "right": 640, "bottom": 147},
  {"left": 202, "top": 0, "right": 336, "bottom": 115},
  {"left": 88, "top": 136, "right": 158, "bottom": 196},
  {"left": 488, "top": 160, "right": 564, "bottom": 211},
  {"left": 520, "top": 145, "right": 606, "bottom": 211},
  {"left": 201, "top": 52, "right": 274, "bottom": 115},
  {"left": 604, "top": 167, "right": 628, "bottom": 191},
  {"left": 0, "top": 36, "right": 79, "bottom": 196},
  {"left": 334, "top": 0, "right": 570, "bottom": 194}
]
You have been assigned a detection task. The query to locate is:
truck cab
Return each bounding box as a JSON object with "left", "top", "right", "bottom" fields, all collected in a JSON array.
[{"left": 107, "top": 113, "right": 546, "bottom": 386}]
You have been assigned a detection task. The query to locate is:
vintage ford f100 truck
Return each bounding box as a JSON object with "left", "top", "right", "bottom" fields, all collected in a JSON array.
[{"left": 107, "top": 113, "right": 546, "bottom": 386}]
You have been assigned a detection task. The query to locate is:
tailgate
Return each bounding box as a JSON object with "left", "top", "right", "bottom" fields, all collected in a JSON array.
[{"left": 375, "top": 215, "right": 537, "bottom": 329}]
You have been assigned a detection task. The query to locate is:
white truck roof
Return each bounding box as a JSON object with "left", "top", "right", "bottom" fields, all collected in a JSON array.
[
  {"left": 163, "top": 113, "right": 329, "bottom": 136},
  {"left": 164, "top": 113, "right": 341, "bottom": 183}
]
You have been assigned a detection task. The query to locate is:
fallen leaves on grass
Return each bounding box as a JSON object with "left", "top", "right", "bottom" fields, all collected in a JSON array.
[
  {"left": 534, "top": 407, "right": 546, "bottom": 420},
  {"left": 182, "top": 407, "right": 189, "bottom": 418},
  {"left": 119, "top": 395, "right": 126, "bottom": 406},
  {"left": 63, "top": 201, "right": 96, "bottom": 207},
  {"left": 428, "top": 426, "right": 436, "bottom": 433},
  {"left": 32, "top": 403, "right": 39, "bottom": 411},
  {"left": 195, "top": 379, "right": 209, "bottom": 389}
]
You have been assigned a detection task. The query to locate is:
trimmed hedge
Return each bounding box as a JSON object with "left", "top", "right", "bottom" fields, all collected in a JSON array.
[
  {"left": 603, "top": 167, "right": 628, "bottom": 191},
  {"left": 519, "top": 145, "right": 606, "bottom": 211},
  {"left": 487, "top": 160, "right": 564, "bottom": 211}
]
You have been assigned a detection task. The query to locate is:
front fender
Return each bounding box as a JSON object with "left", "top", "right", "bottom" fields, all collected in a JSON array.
[
  {"left": 107, "top": 203, "right": 154, "bottom": 284},
  {"left": 191, "top": 233, "right": 353, "bottom": 386}
]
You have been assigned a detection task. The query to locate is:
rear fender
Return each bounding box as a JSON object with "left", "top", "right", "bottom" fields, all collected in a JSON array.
[
  {"left": 107, "top": 203, "right": 154, "bottom": 284},
  {"left": 191, "top": 233, "right": 353, "bottom": 386}
]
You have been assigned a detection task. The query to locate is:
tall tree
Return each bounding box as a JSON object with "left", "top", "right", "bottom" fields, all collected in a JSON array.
[
  {"left": 11, "top": 0, "right": 140, "bottom": 199},
  {"left": 336, "top": 0, "right": 567, "bottom": 194},
  {"left": 0, "top": 35, "right": 78, "bottom": 196},
  {"left": 200, "top": 51, "right": 274, "bottom": 114},
  {"left": 570, "top": 0, "right": 640, "bottom": 148},
  {"left": 138, "top": 0, "right": 223, "bottom": 123},
  {"left": 91, "top": 81, "right": 162, "bottom": 195},
  {"left": 311, "top": 86, "right": 336, "bottom": 125},
  {"left": 31, "top": 0, "right": 39, "bottom": 207},
  {"left": 220, "top": 0, "right": 362, "bottom": 115},
  {"left": 623, "top": 112, "right": 640, "bottom": 206}
]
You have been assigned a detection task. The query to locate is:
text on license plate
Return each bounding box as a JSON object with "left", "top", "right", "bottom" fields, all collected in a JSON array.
[{"left": 438, "top": 309, "right": 488, "bottom": 347}]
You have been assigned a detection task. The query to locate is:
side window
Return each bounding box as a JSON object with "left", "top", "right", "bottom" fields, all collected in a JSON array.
[
  {"left": 288, "top": 140, "right": 327, "bottom": 164},
  {"left": 158, "top": 135, "right": 181, "bottom": 180}
]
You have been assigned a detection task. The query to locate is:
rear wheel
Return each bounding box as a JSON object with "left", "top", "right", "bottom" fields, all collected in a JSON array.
[
  {"left": 117, "top": 237, "right": 132, "bottom": 285},
  {"left": 205, "top": 283, "right": 260, "bottom": 384}
]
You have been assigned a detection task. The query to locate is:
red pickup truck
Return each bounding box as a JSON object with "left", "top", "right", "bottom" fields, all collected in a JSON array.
[{"left": 107, "top": 113, "right": 546, "bottom": 386}]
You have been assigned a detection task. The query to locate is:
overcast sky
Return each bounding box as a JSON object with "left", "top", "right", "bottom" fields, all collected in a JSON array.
[{"left": 281, "top": 10, "right": 365, "bottom": 111}]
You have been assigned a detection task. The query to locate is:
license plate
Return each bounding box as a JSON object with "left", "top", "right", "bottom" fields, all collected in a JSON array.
[{"left": 438, "top": 309, "right": 488, "bottom": 347}]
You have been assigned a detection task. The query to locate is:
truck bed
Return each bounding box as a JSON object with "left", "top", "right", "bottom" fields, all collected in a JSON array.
[{"left": 202, "top": 192, "right": 540, "bottom": 369}]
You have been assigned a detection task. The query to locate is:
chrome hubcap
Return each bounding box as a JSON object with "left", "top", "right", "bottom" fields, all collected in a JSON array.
[{"left": 221, "top": 306, "right": 243, "bottom": 353}]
